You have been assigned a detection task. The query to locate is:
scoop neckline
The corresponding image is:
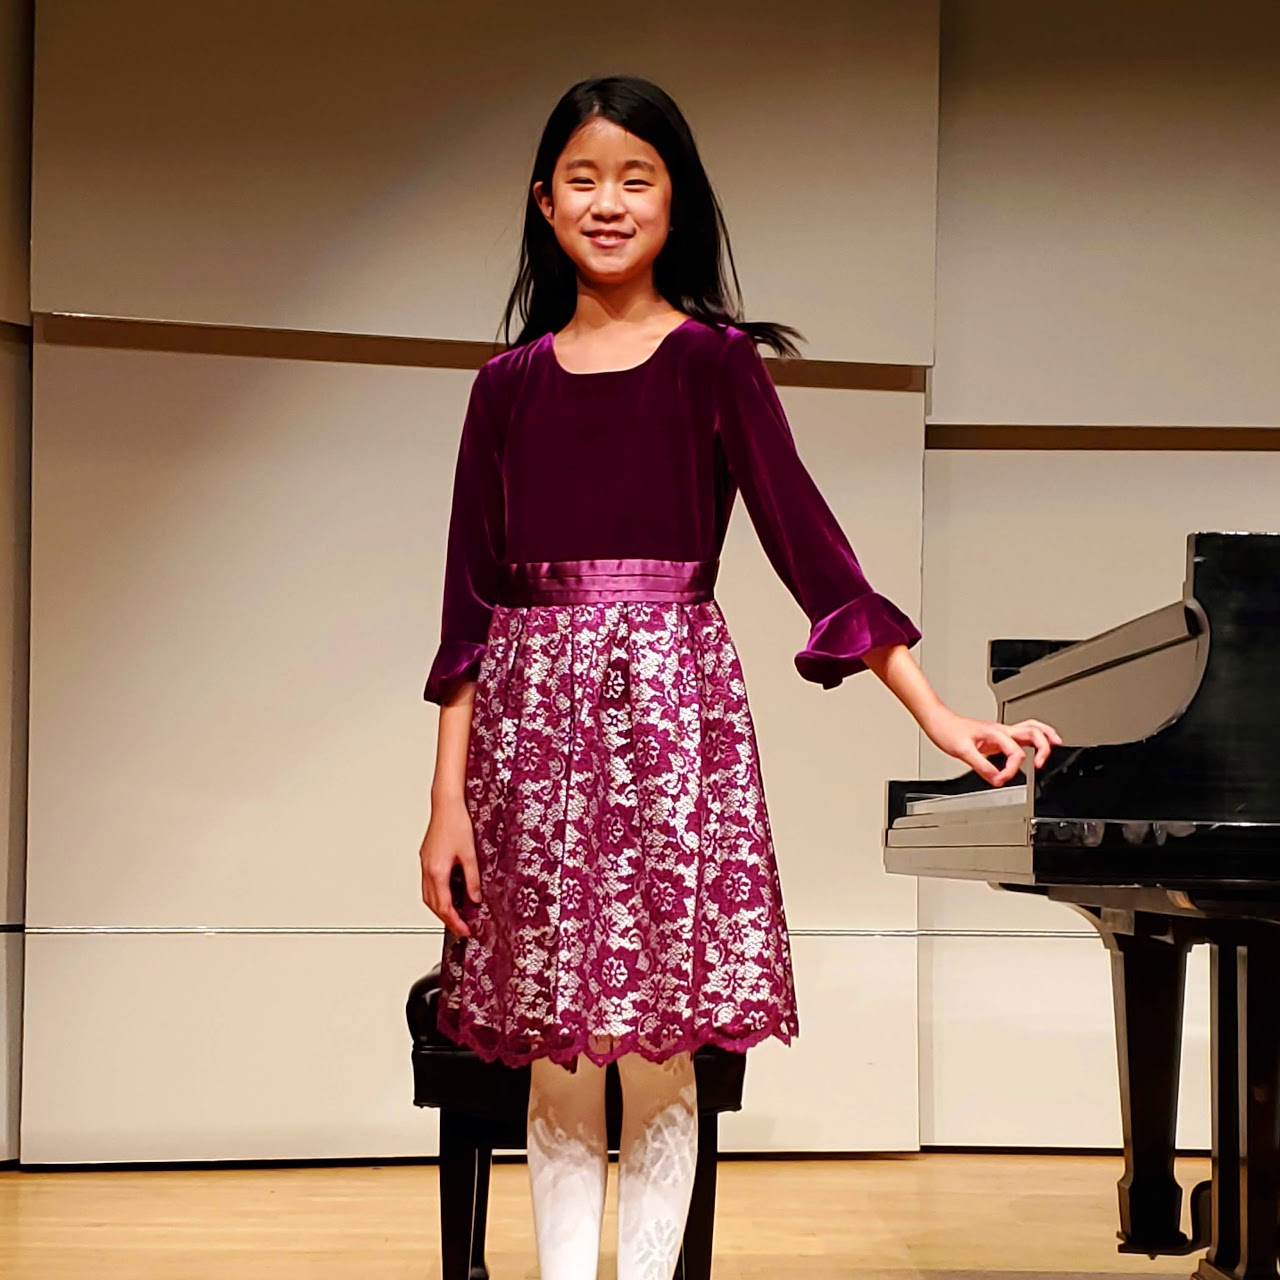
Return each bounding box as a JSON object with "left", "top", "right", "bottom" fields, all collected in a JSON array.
[{"left": 548, "top": 315, "right": 696, "bottom": 377}]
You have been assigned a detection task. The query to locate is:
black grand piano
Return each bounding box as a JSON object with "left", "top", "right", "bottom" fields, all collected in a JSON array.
[{"left": 884, "top": 531, "right": 1280, "bottom": 1280}]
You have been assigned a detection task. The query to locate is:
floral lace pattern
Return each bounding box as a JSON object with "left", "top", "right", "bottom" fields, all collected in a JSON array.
[{"left": 436, "top": 598, "right": 799, "bottom": 1069}]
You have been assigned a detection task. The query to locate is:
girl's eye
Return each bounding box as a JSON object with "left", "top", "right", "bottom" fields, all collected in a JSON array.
[{"left": 566, "top": 178, "right": 650, "bottom": 189}]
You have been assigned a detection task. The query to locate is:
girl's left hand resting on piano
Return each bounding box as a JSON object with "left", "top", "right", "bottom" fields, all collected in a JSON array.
[
  {"left": 920, "top": 712, "right": 1061, "bottom": 787},
  {"left": 860, "top": 642, "right": 1063, "bottom": 787}
]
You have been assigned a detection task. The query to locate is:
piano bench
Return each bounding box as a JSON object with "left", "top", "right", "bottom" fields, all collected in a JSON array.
[{"left": 406, "top": 964, "right": 747, "bottom": 1280}]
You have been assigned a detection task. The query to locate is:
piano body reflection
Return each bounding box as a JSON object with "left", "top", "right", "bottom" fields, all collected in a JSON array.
[{"left": 884, "top": 532, "right": 1280, "bottom": 1280}]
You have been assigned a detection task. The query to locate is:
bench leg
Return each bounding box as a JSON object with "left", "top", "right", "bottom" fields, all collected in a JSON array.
[
  {"left": 439, "top": 1110, "right": 486, "bottom": 1280},
  {"left": 470, "top": 1146, "right": 492, "bottom": 1280},
  {"left": 680, "top": 1111, "right": 719, "bottom": 1280}
]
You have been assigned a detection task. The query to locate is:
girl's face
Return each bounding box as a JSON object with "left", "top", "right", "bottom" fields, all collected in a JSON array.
[{"left": 533, "top": 116, "right": 673, "bottom": 288}]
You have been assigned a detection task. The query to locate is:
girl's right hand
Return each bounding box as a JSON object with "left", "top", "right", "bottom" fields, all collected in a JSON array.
[{"left": 419, "top": 797, "right": 482, "bottom": 937}]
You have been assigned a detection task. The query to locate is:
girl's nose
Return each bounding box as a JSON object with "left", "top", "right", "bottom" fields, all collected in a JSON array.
[{"left": 592, "top": 186, "right": 624, "bottom": 214}]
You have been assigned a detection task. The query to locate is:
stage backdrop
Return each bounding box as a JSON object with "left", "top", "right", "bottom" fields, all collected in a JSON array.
[
  {"left": 15, "top": 0, "right": 1280, "bottom": 1163},
  {"left": 21, "top": 0, "right": 936, "bottom": 1161}
]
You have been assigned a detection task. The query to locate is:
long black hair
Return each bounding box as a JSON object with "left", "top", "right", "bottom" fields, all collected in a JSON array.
[{"left": 497, "top": 75, "right": 804, "bottom": 358}]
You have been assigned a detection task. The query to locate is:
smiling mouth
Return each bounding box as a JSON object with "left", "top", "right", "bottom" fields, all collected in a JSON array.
[{"left": 586, "top": 232, "right": 632, "bottom": 241}]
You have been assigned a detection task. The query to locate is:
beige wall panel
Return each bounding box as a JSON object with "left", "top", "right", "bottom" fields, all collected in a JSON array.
[
  {"left": 918, "top": 448, "right": 1280, "bottom": 933},
  {"left": 0, "top": 0, "right": 31, "bottom": 325},
  {"left": 32, "top": 0, "right": 938, "bottom": 364},
  {"left": 720, "top": 385, "right": 923, "bottom": 933},
  {"left": 919, "top": 878, "right": 1091, "bottom": 935},
  {"left": 28, "top": 343, "right": 923, "bottom": 934},
  {"left": 28, "top": 343, "right": 460, "bottom": 929},
  {"left": 720, "top": 935, "right": 918, "bottom": 1153},
  {"left": 931, "top": 0, "right": 1280, "bottom": 426},
  {"left": 20, "top": 931, "right": 439, "bottom": 1163},
  {"left": 694, "top": 3, "right": 939, "bottom": 364},
  {"left": 920, "top": 935, "right": 1210, "bottom": 1149},
  {"left": 0, "top": 327, "right": 27, "bottom": 925},
  {"left": 21, "top": 931, "right": 914, "bottom": 1161},
  {"left": 1, "top": 932, "right": 20, "bottom": 1158}
]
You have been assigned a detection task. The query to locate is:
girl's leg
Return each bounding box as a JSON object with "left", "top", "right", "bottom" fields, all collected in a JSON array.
[
  {"left": 615, "top": 1051, "right": 699, "bottom": 1280},
  {"left": 527, "top": 1054, "right": 609, "bottom": 1280}
]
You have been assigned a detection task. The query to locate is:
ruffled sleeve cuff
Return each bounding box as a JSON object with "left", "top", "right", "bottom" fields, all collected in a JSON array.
[
  {"left": 793, "top": 593, "right": 922, "bottom": 689},
  {"left": 423, "top": 640, "right": 487, "bottom": 705}
]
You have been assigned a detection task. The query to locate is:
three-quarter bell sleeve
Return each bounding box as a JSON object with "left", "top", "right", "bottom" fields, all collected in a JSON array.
[
  {"left": 423, "top": 363, "right": 506, "bottom": 705},
  {"left": 714, "top": 330, "right": 921, "bottom": 689}
]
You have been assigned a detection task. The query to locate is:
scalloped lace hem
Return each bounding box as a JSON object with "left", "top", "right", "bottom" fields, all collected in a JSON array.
[{"left": 435, "top": 1006, "right": 798, "bottom": 1071}]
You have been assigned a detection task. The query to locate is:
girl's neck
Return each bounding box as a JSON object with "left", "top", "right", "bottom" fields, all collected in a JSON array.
[{"left": 566, "top": 287, "right": 683, "bottom": 335}]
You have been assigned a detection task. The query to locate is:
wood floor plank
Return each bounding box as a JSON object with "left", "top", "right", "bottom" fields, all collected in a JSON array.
[{"left": 0, "top": 1153, "right": 1207, "bottom": 1278}]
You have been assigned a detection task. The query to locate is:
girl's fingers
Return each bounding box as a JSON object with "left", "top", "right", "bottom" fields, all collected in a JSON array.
[
  {"left": 432, "top": 873, "right": 471, "bottom": 936},
  {"left": 952, "top": 716, "right": 1062, "bottom": 788},
  {"left": 437, "top": 901, "right": 471, "bottom": 937},
  {"left": 1012, "top": 719, "right": 1063, "bottom": 764},
  {"left": 983, "top": 728, "right": 1024, "bottom": 783},
  {"left": 994, "top": 757, "right": 1021, "bottom": 785},
  {"left": 1011, "top": 724, "right": 1051, "bottom": 766},
  {"left": 1015, "top": 717, "right": 1063, "bottom": 746},
  {"left": 460, "top": 849, "right": 483, "bottom": 904},
  {"left": 960, "top": 743, "right": 1001, "bottom": 786},
  {"left": 425, "top": 861, "right": 471, "bottom": 937}
]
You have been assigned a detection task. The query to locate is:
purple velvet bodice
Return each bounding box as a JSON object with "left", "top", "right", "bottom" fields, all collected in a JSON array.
[{"left": 423, "top": 315, "right": 921, "bottom": 704}]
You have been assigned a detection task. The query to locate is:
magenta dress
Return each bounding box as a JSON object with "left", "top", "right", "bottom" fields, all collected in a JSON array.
[{"left": 422, "top": 315, "right": 920, "bottom": 1070}]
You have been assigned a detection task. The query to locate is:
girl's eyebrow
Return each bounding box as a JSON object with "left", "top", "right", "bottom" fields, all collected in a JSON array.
[{"left": 564, "top": 158, "right": 657, "bottom": 174}]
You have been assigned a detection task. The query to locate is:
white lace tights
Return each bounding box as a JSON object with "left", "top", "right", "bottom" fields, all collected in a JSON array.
[{"left": 526, "top": 1049, "right": 699, "bottom": 1280}]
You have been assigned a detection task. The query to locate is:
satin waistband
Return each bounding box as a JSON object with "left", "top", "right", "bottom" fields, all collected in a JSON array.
[{"left": 499, "top": 557, "right": 719, "bottom": 605}]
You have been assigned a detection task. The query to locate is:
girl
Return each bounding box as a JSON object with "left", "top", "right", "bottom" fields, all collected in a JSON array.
[{"left": 419, "top": 75, "right": 1060, "bottom": 1280}]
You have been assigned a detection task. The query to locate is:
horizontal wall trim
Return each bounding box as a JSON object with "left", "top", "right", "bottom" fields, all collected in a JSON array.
[
  {"left": 927, "top": 424, "right": 1280, "bottom": 450},
  {"left": 0, "top": 922, "right": 21, "bottom": 933},
  {"left": 34, "top": 312, "right": 925, "bottom": 392},
  {"left": 24, "top": 924, "right": 1094, "bottom": 939},
  {"left": 0, "top": 317, "right": 32, "bottom": 339}
]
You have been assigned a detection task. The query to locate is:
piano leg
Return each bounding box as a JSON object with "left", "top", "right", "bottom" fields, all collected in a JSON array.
[
  {"left": 1231, "top": 934, "right": 1280, "bottom": 1278},
  {"left": 1196, "top": 932, "right": 1280, "bottom": 1280},
  {"left": 1195, "top": 941, "right": 1241, "bottom": 1278},
  {"left": 1103, "top": 923, "right": 1195, "bottom": 1255}
]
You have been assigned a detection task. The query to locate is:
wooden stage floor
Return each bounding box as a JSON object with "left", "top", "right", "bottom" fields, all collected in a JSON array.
[{"left": 0, "top": 1151, "right": 1209, "bottom": 1278}]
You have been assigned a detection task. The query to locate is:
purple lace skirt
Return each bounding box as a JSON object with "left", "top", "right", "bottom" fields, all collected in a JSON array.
[{"left": 436, "top": 556, "right": 799, "bottom": 1070}]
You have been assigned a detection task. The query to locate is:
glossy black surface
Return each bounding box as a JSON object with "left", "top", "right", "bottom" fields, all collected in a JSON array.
[
  {"left": 886, "top": 532, "right": 1280, "bottom": 891},
  {"left": 882, "top": 532, "right": 1280, "bottom": 1280}
]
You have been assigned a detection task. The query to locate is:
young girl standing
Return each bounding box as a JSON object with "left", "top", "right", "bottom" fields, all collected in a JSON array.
[{"left": 419, "top": 75, "right": 1059, "bottom": 1280}]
